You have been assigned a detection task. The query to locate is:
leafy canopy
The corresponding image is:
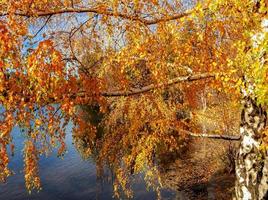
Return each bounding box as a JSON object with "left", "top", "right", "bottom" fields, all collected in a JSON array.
[{"left": 0, "top": 0, "right": 267, "bottom": 197}]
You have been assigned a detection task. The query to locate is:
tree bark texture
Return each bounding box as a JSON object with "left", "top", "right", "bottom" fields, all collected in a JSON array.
[{"left": 234, "top": 96, "right": 267, "bottom": 200}]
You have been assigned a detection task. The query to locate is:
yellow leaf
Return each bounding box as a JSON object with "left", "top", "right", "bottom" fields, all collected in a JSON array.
[{"left": 35, "top": 119, "right": 42, "bottom": 126}]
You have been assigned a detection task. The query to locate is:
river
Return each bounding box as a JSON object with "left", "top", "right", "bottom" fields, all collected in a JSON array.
[{"left": 0, "top": 126, "right": 176, "bottom": 200}]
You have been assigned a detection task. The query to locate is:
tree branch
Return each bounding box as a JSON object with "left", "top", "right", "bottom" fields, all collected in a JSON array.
[
  {"left": 181, "top": 130, "right": 241, "bottom": 141},
  {"left": 24, "top": 15, "right": 52, "bottom": 42},
  {"left": 188, "top": 132, "right": 241, "bottom": 140},
  {"left": 1, "top": 72, "right": 215, "bottom": 105},
  {"left": 100, "top": 72, "right": 215, "bottom": 97},
  {"left": 0, "top": 8, "right": 192, "bottom": 25},
  {"left": 145, "top": 12, "right": 192, "bottom": 25}
]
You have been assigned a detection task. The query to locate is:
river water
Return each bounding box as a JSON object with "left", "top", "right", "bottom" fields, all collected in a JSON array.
[{"left": 0, "top": 126, "right": 176, "bottom": 200}]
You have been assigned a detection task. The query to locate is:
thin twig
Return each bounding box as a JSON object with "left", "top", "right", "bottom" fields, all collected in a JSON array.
[{"left": 24, "top": 15, "right": 52, "bottom": 42}]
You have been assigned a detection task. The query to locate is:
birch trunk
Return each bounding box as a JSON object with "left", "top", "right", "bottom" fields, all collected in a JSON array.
[
  {"left": 233, "top": 1, "right": 268, "bottom": 198},
  {"left": 234, "top": 96, "right": 267, "bottom": 200}
]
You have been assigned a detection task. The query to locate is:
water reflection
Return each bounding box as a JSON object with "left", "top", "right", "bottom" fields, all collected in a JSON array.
[
  {"left": 0, "top": 125, "right": 235, "bottom": 200},
  {"left": 0, "top": 126, "right": 175, "bottom": 200}
]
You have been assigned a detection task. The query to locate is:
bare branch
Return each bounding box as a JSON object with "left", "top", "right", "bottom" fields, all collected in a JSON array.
[
  {"left": 24, "top": 15, "right": 52, "bottom": 41},
  {"left": 68, "top": 29, "right": 91, "bottom": 76},
  {"left": 145, "top": 12, "right": 192, "bottom": 25},
  {"left": 188, "top": 132, "right": 241, "bottom": 140},
  {"left": 181, "top": 130, "right": 241, "bottom": 141}
]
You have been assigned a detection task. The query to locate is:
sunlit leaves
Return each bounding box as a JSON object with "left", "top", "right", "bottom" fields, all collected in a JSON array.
[
  {"left": 24, "top": 140, "right": 41, "bottom": 192},
  {"left": 0, "top": 0, "right": 267, "bottom": 198},
  {"left": 0, "top": 139, "right": 11, "bottom": 183}
]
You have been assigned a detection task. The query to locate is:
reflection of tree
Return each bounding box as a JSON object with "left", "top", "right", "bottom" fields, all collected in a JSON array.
[
  {"left": 73, "top": 104, "right": 104, "bottom": 161},
  {"left": 73, "top": 132, "right": 93, "bottom": 160}
]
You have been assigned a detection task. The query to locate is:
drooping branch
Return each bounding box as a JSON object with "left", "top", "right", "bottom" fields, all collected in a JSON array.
[
  {"left": 99, "top": 72, "right": 216, "bottom": 97},
  {"left": 0, "top": 7, "right": 193, "bottom": 25}
]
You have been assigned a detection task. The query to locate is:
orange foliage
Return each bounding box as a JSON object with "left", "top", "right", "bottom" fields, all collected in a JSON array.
[{"left": 0, "top": 0, "right": 267, "bottom": 197}]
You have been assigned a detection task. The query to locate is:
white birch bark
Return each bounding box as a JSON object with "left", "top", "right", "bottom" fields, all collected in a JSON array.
[{"left": 234, "top": 5, "right": 268, "bottom": 198}]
